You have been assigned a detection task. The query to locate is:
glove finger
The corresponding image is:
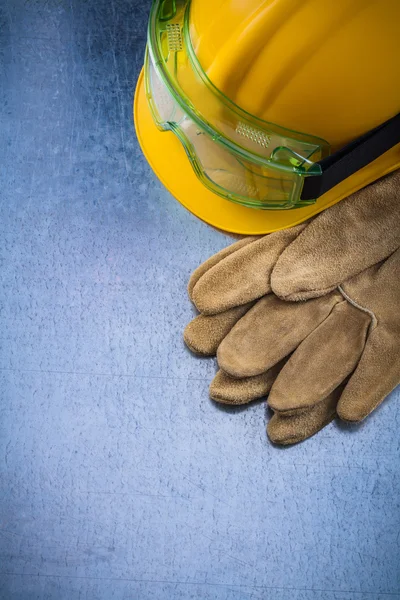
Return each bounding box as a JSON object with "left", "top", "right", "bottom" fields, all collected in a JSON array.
[
  {"left": 272, "top": 170, "right": 400, "bottom": 301},
  {"left": 183, "top": 302, "right": 254, "bottom": 356},
  {"left": 188, "top": 236, "right": 258, "bottom": 300},
  {"left": 210, "top": 361, "right": 284, "bottom": 405},
  {"left": 217, "top": 292, "right": 341, "bottom": 378},
  {"left": 267, "top": 389, "right": 340, "bottom": 445},
  {"left": 192, "top": 224, "right": 306, "bottom": 314},
  {"left": 337, "top": 328, "right": 400, "bottom": 422},
  {"left": 268, "top": 301, "right": 371, "bottom": 414}
]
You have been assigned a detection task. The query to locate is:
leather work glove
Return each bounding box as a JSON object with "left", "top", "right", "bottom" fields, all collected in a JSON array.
[
  {"left": 218, "top": 248, "right": 400, "bottom": 425},
  {"left": 184, "top": 170, "right": 400, "bottom": 444},
  {"left": 188, "top": 250, "right": 400, "bottom": 444}
]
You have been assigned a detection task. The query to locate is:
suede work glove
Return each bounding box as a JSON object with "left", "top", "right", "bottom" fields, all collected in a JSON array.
[
  {"left": 184, "top": 171, "right": 400, "bottom": 444},
  {"left": 218, "top": 248, "right": 400, "bottom": 424}
]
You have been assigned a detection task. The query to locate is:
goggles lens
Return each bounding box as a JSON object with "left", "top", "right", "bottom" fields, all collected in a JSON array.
[{"left": 145, "top": 0, "right": 330, "bottom": 209}]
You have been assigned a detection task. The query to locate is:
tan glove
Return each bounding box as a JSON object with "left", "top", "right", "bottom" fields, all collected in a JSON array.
[
  {"left": 183, "top": 171, "right": 400, "bottom": 444},
  {"left": 197, "top": 251, "right": 400, "bottom": 443},
  {"left": 217, "top": 248, "right": 400, "bottom": 424}
]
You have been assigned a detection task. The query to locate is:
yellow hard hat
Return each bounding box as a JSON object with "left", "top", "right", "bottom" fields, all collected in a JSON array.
[{"left": 134, "top": 0, "right": 400, "bottom": 234}]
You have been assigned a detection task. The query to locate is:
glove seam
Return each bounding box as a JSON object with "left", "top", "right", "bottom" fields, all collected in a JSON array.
[{"left": 338, "top": 285, "right": 377, "bottom": 330}]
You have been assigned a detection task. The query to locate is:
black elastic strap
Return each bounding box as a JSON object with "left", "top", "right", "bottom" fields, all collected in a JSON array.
[{"left": 300, "top": 112, "right": 400, "bottom": 201}]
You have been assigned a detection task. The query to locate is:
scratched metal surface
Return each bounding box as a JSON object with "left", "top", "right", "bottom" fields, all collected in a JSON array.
[{"left": 0, "top": 1, "right": 400, "bottom": 598}]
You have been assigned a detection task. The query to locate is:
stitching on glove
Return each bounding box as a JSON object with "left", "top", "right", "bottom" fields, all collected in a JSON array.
[{"left": 338, "top": 285, "right": 378, "bottom": 330}]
